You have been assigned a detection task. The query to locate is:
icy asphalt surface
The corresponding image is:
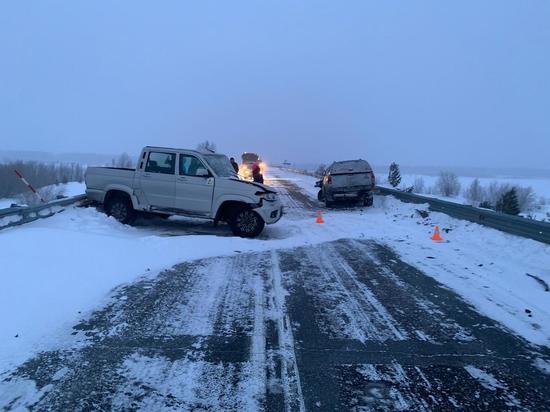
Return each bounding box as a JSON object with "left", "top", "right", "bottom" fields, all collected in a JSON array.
[{"left": 1, "top": 178, "right": 549, "bottom": 411}]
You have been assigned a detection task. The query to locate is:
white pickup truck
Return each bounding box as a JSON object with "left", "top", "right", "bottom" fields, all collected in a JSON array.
[{"left": 85, "top": 146, "right": 283, "bottom": 237}]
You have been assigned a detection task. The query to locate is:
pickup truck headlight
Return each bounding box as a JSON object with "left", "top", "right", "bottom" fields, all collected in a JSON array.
[
  {"left": 256, "top": 191, "right": 277, "bottom": 202},
  {"left": 264, "top": 193, "right": 277, "bottom": 202}
]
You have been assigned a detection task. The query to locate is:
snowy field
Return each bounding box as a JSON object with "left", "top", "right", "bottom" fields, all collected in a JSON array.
[
  {"left": 0, "top": 181, "right": 86, "bottom": 209},
  {"left": 379, "top": 173, "right": 550, "bottom": 221},
  {"left": 0, "top": 168, "right": 548, "bottom": 378},
  {"left": 395, "top": 174, "right": 550, "bottom": 200}
]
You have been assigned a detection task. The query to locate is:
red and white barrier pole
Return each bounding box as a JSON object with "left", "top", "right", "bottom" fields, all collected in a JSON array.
[{"left": 14, "top": 170, "right": 46, "bottom": 203}]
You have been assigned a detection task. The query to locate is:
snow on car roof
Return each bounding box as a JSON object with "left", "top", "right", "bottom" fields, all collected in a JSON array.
[{"left": 330, "top": 159, "right": 372, "bottom": 173}]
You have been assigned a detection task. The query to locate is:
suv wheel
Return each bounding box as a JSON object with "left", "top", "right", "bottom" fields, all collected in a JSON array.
[
  {"left": 229, "top": 208, "right": 265, "bottom": 238},
  {"left": 364, "top": 194, "right": 374, "bottom": 207},
  {"left": 105, "top": 196, "right": 136, "bottom": 224}
]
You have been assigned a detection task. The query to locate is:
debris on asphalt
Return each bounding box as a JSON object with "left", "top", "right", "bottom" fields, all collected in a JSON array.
[{"left": 416, "top": 209, "right": 429, "bottom": 219}]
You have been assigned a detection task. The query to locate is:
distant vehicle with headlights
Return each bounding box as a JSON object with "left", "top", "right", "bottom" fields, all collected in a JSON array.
[
  {"left": 85, "top": 146, "right": 283, "bottom": 237},
  {"left": 241, "top": 152, "right": 266, "bottom": 178},
  {"left": 315, "top": 159, "right": 375, "bottom": 207}
]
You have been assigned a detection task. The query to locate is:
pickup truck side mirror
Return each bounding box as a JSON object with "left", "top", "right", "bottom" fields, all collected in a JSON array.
[
  {"left": 315, "top": 180, "right": 322, "bottom": 188},
  {"left": 196, "top": 168, "right": 210, "bottom": 177}
]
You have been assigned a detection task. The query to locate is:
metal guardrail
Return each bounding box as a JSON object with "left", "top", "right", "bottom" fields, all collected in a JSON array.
[
  {"left": 0, "top": 194, "right": 87, "bottom": 230},
  {"left": 377, "top": 186, "right": 550, "bottom": 245}
]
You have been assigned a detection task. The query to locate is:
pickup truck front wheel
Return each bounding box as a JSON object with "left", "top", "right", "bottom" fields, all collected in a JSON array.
[
  {"left": 105, "top": 195, "right": 136, "bottom": 225},
  {"left": 229, "top": 208, "right": 265, "bottom": 238}
]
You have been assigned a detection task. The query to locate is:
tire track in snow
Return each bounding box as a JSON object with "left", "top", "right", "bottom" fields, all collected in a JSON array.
[
  {"left": 306, "top": 242, "right": 408, "bottom": 342},
  {"left": 336, "top": 239, "right": 478, "bottom": 345},
  {"left": 0, "top": 255, "right": 268, "bottom": 410},
  {"left": 0, "top": 250, "right": 309, "bottom": 411},
  {"left": 265, "top": 250, "right": 305, "bottom": 411},
  {"left": 266, "top": 177, "right": 322, "bottom": 220},
  {"left": 277, "top": 239, "right": 550, "bottom": 410}
]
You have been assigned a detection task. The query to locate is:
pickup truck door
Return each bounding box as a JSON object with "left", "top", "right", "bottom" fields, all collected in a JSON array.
[
  {"left": 138, "top": 151, "right": 176, "bottom": 208},
  {"left": 175, "top": 154, "right": 215, "bottom": 215}
]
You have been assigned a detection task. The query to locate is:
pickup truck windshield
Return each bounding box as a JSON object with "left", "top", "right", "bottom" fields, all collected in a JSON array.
[{"left": 203, "top": 154, "right": 236, "bottom": 177}]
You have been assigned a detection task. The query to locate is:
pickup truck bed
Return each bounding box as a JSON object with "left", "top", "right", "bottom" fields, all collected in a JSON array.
[{"left": 86, "top": 167, "right": 135, "bottom": 190}]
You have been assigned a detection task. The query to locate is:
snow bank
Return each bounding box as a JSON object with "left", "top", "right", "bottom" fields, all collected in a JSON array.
[
  {"left": 0, "top": 207, "right": 304, "bottom": 372},
  {"left": 0, "top": 198, "right": 17, "bottom": 209},
  {"left": 0, "top": 181, "right": 86, "bottom": 209},
  {"left": 381, "top": 173, "right": 550, "bottom": 221},
  {"left": 60, "top": 181, "right": 86, "bottom": 197}
]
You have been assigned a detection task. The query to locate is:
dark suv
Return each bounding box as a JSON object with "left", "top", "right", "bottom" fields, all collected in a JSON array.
[{"left": 315, "top": 160, "right": 376, "bottom": 207}]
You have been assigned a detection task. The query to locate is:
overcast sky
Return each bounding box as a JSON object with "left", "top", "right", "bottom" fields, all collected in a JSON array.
[{"left": 1, "top": 1, "right": 549, "bottom": 168}]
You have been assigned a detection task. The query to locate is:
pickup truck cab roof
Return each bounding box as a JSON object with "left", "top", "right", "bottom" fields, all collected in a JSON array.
[{"left": 144, "top": 146, "right": 204, "bottom": 155}]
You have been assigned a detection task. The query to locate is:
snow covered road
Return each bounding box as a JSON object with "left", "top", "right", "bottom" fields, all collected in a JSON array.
[
  {"left": 280, "top": 239, "right": 550, "bottom": 409},
  {"left": 3, "top": 241, "right": 549, "bottom": 410},
  {"left": 1, "top": 171, "right": 549, "bottom": 410}
]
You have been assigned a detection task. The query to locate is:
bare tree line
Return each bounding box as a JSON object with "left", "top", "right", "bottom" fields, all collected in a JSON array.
[
  {"left": 0, "top": 152, "right": 137, "bottom": 200},
  {"left": 110, "top": 153, "right": 134, "bottom": 168},
  {"left": 409, "top": 173, "right": 537, "bottom": 213},
  {"left": 0, "top": 161, "right": 85, "bottom": 198},
  {"left": 196, "top": 140, "right": 217, "bottom": 153}
]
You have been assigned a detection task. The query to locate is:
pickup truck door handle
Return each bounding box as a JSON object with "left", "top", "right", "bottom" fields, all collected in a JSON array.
[{"left": 143, "top": 173, "right": 152, "bottom": 178}]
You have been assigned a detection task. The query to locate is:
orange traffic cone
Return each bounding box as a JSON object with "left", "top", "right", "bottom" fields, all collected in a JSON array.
[
  {"left": 431, "top": 225, "right": 443, "bottom": 242},
  {"left": 316, "top": 211, "right": 325, "bottom": 224}
]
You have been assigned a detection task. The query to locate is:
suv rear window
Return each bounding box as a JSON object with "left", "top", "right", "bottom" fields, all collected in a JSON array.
[
  {"left": 330, "top": 160, "right": 372, "bottom": 174},
  {"left": 145, "top": 152, "right": 176, "bottom": 175}
]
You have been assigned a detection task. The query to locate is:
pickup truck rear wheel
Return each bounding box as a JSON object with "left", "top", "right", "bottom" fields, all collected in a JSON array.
[
  {"left": 229, "top": 208, "right": 265, "bottom": 238},
  {"left": 105, "top": 195, "right": 136, "bottom": 225}
]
